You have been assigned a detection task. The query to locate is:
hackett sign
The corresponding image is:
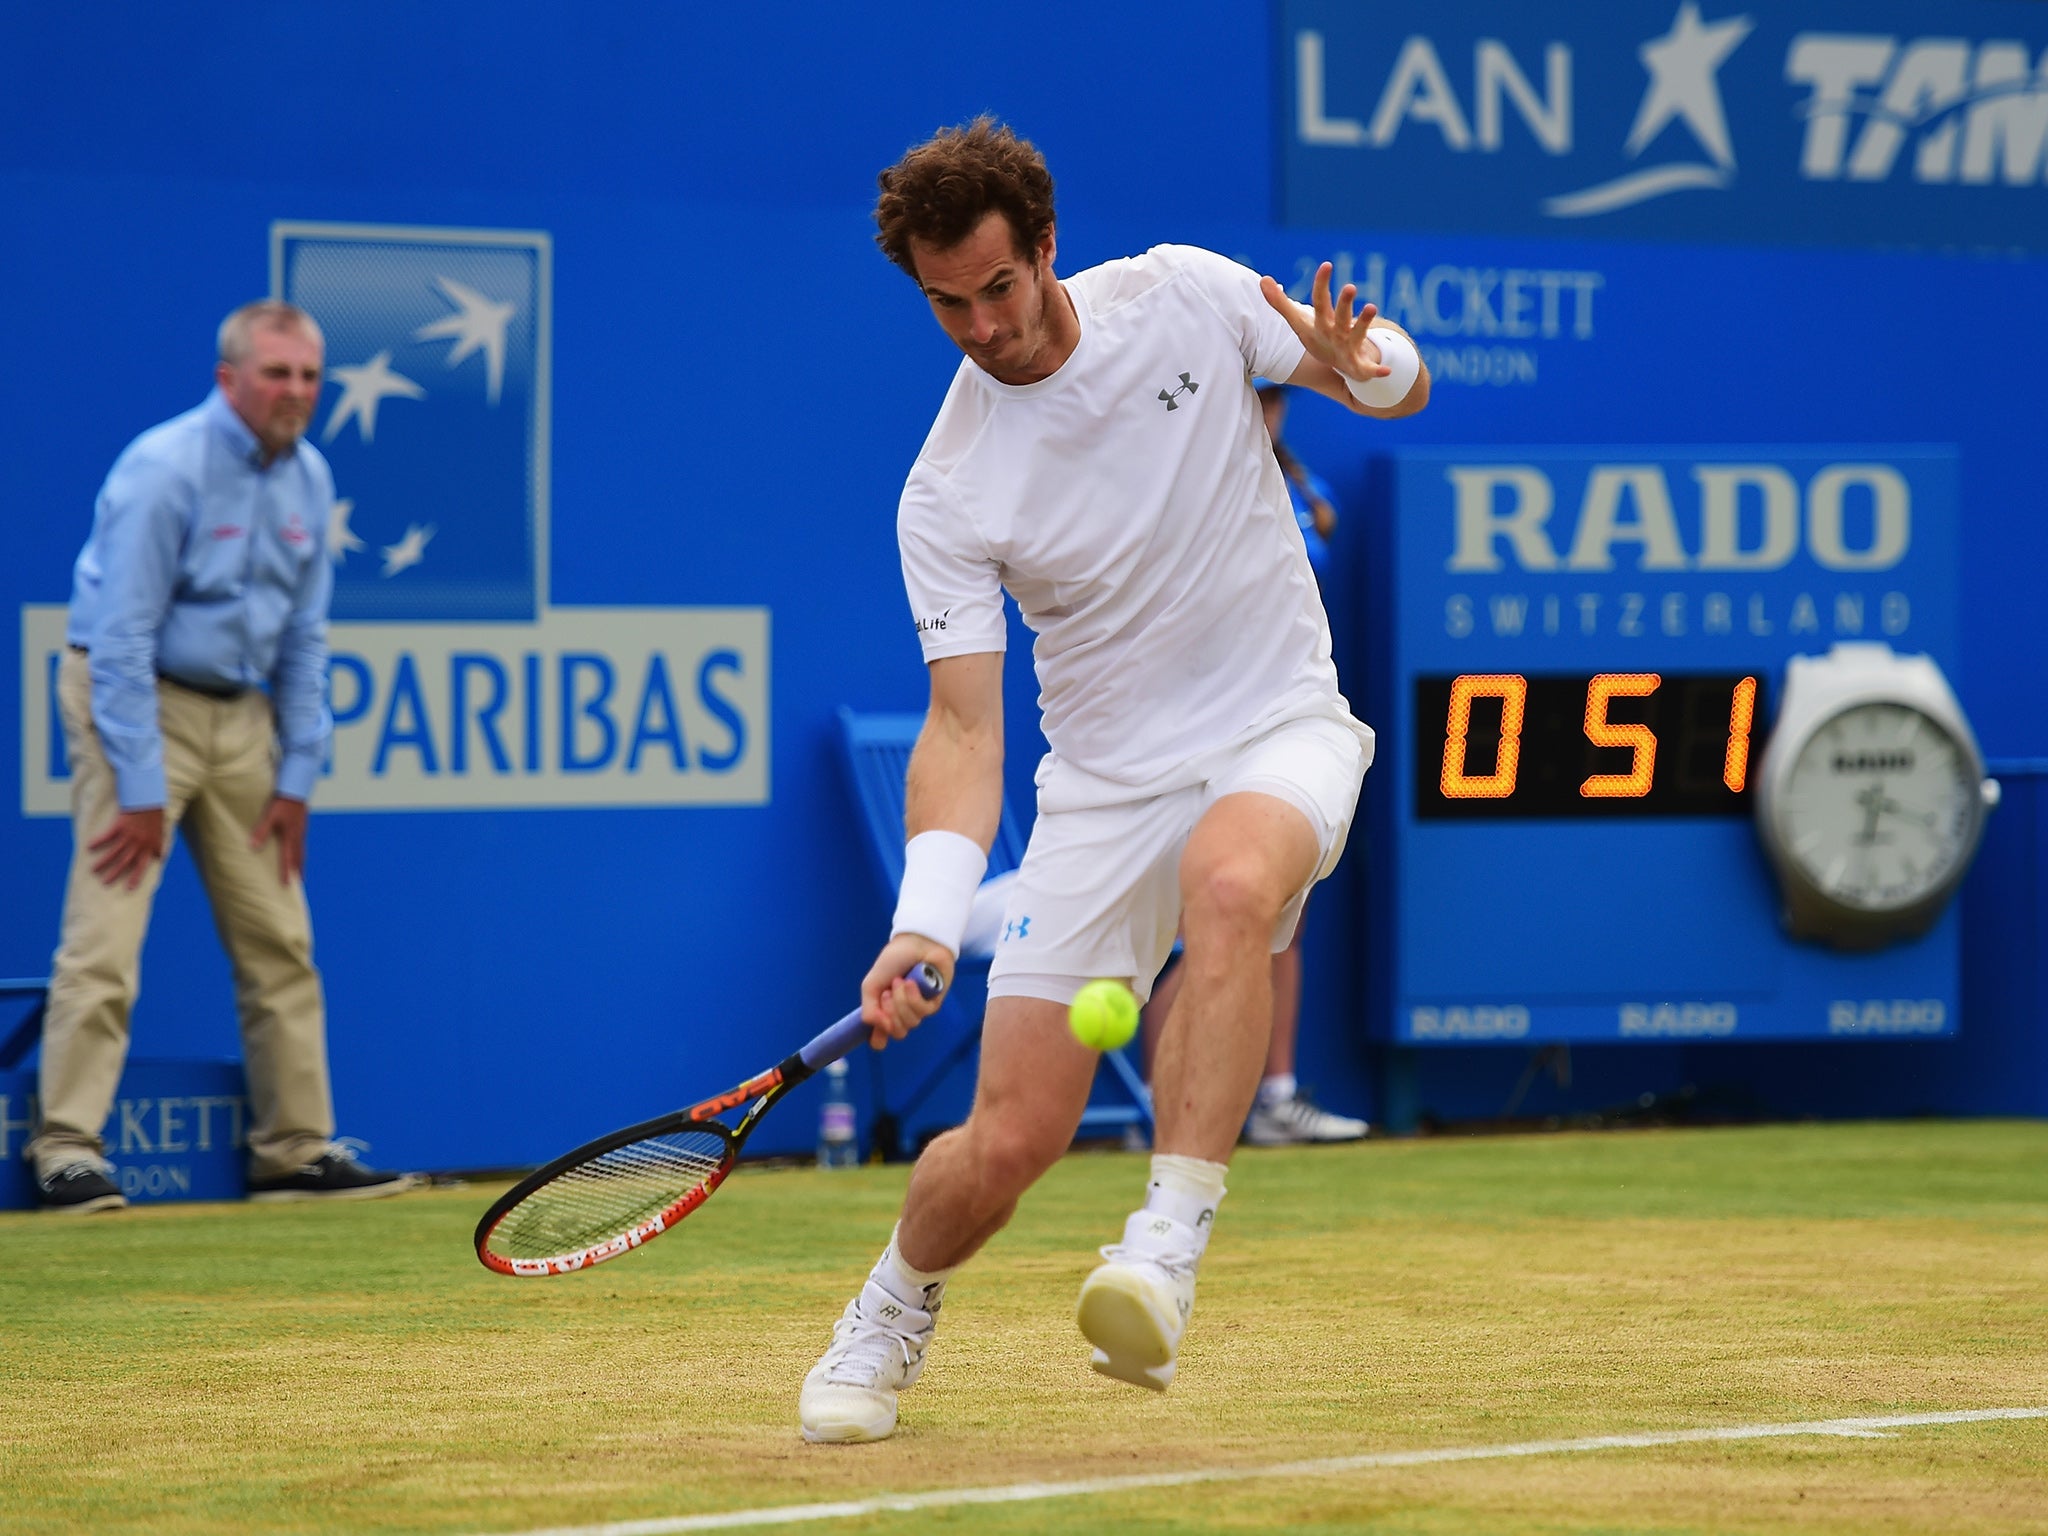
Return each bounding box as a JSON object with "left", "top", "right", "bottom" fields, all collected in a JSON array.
[{"left": 1280, "top": 0, "right": 2048, "bottom": 252}]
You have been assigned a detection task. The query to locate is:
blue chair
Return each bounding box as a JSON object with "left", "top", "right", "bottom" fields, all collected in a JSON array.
[
  {"left": 0, "top": 980, "right": 49, "bottom": 1071},
  {"left": 836, "top": 707, "right": 1153, "bottom": 1157}
]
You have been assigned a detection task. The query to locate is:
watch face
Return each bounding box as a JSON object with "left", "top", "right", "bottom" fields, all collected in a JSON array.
[{"left": 1777, "top": 702, "right": 1980, "bottom": 911}]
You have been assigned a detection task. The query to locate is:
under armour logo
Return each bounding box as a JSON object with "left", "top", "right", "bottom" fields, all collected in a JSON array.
[
  {"left": 1002, "top": 915, "right": 1032, "bottom": 942},
  {"left": 1158, "top": 373, "right": 1199, "bottom": 410}
]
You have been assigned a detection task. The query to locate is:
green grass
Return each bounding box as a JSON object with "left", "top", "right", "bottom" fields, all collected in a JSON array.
[{"left": 2, "top": 1120, "right": 2046, "bottom": 1535}]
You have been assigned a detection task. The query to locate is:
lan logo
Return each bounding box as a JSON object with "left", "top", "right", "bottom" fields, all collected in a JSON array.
[{"left": 1542, "top": 3, "right": 1754, "bottom": 218}]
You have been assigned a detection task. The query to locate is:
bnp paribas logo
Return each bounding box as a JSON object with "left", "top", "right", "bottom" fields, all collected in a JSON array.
[
  {"left": 264, "top": 223, "right": 766, "bottom": 813},
  {"left": 21, "top": 222, "right": 770, "bottom": 817},
  {"left": 274, "top": 225, "right": 548, "bottom": 622},
  {"left": 1543, "top": 3, "right": 1754, "bottom": 218}
]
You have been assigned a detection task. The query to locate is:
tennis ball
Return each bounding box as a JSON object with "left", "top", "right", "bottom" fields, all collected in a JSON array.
[{"left": 1069, "top": 979, "right": 1139, "bottom": 1051}]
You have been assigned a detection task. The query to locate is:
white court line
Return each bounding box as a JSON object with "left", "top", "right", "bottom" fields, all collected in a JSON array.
[{"left": 488, "top": 1407, "right": 2047, "bottom": 1536}]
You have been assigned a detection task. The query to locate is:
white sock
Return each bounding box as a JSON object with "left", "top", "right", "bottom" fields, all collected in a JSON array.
[
  {"left": 874, "top": 1224, "right": 955, "bottom": 1309},
  {"left": 1258, "top": 1073, "right": 1297, "bottom": 1106},
  {"left": 1142, "top": 1152, "right": 1227, "bottom": 1244}
]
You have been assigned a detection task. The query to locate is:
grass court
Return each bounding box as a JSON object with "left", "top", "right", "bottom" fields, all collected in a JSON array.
[{"left": 3, "top": 1119, "right": 2045, "bottom": 1534}]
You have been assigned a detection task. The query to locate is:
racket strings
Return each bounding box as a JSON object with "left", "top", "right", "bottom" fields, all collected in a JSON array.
[{"left": 488, "top": 1127, "right": 733, "bottom": 1260}]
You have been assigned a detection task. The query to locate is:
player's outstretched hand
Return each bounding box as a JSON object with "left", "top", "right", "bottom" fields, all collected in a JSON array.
[
  {"left": 1261, "top": 262, "right": 1389, "bottom": 385},
  {"left": 861, "top": 934, "right": 955, "bottom": 1048}
]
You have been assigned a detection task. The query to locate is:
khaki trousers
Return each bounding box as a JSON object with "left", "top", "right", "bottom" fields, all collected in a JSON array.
[{"left": 29, "top": 648, "right": 335, "bottom": 1181}]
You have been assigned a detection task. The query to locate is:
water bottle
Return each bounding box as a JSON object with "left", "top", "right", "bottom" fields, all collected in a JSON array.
[{"left": 817, "top": 1058, "right": 858, "bottom": 1167}]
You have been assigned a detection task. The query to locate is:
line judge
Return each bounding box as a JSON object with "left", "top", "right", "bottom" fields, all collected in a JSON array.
[{"left": 30, "top": 301, "right": 408, "bottom": 1212}]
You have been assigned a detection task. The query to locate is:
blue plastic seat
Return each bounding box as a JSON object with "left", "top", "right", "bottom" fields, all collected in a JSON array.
[{"left": 0, "top": 980, "right": 49, "bottom": 1071}]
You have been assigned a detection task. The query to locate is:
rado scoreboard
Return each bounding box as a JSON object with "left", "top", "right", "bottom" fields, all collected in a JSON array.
[{"left": 1363, "top": 447, "right": 1963, "bottom": 1045}]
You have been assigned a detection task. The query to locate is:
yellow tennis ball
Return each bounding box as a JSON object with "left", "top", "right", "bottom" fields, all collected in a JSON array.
[{"left": 1069, "top": 979, "right": 1139, "bottom": 1051}]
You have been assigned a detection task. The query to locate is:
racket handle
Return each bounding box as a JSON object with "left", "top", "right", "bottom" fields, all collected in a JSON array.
[{"left": 797, "top": 963, "right": 946, "bottom": 1072}]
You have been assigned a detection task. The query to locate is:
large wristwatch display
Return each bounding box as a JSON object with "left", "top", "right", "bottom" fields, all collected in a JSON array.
[{"left": 1754, "top": 643, "right": 1999, "bottom": 949}]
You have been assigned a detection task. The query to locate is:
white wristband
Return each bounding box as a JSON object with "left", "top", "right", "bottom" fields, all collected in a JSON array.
[
  {"left": 1344, "top": 326, "right": 1421, "bottom": 409},
  {"left": 891, "top": 830, "right": 989, "bottom": 957}
]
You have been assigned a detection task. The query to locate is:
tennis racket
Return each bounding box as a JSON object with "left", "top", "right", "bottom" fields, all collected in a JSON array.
[{"left": 474, "top": 963, "right": 944, "bottom": 1277}]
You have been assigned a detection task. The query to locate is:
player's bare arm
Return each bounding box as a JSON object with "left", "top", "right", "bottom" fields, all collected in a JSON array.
[
  {"left": 1260, "top": 261, "right": 1431, "bottom": 419},
  {"left": 860, "top": 649, "right": 1007, "bottom": 1043}
]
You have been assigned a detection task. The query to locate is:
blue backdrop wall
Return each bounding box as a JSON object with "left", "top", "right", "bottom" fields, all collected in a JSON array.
[{"left": 2, "top": 1, "right": 2042, "bottom": 1173}]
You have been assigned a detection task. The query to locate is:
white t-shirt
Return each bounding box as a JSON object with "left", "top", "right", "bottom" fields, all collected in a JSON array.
[{"left": 897, "top": 243, "right": 1374, "bottom": 810}]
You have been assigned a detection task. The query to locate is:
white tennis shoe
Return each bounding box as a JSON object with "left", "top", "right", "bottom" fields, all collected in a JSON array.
[
  {"left": 1076, "top": 1210, "right": 1203, "bottom": 1391},
  {"left": 799, "top": 1276, "right": 943, "bottom": 1443},
  {"left": 1244, "top": 1092, "right": 1369, "bottom": 1145}
]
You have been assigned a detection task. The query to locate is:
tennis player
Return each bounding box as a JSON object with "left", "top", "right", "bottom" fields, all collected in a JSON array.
[{"left": 801, "top": 118, "right": 1428, "bottom": 1443}]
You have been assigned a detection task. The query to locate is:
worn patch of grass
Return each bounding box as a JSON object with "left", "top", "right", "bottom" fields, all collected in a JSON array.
[{"left": 1, "top": 1120, "right": 2044, "bottom": 1535}]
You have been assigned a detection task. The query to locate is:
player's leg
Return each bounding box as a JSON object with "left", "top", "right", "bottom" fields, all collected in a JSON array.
[
  {"left": 1244, "top": 895, "right": 1368, "bottom": 1144},
  {"left": 1082, "top": 715, "right": 1367, "bottom": 1388},
  {"left": 800, "top": 991, "right": 1101, "bottom": 1443},
  {"left": 897, "top": 992, "right": 1102, "bottom": 1268},
  {"left": 1157, "top": 714, "right": 1367, "bottom": 1158},
  {"left": 1077, "top": 790, "right": 1316, "bottom": 1388},
  {"left": 1268, "top": 914, "right": 1304, "bottom": 1080},
  {"left": 1137, "top": 939, "right": 1184, "bottom": 1081},
  {"left": 1150, "top": 789, "right": 1321, "bottom": 1158},
  {"left": 29, "top": 657, "right": 194, "bottom": 1211},
  {"left": 803, "top": 796, "right": 1182, "bottom": 1443}
]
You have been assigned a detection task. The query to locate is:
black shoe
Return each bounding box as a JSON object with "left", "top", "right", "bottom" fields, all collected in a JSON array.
[
  {"left": 247, "top": 1145, "right": 413, "bottom": 1202},
  {"left": 37, "top": 1163, "right": 127, "bottom": 1214}
]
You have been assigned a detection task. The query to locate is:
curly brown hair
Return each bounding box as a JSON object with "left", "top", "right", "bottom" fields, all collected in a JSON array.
[{"left": 873, "top": 117, "right": 1057, "bottom": 278}]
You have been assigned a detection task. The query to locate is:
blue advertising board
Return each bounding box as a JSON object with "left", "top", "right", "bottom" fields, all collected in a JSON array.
[
  {"left": 1280, "top": 0, "right": 2048, "bottom": 252},
  {"left": 1369, "top": 445, "right": 1962, "bottom": 1045},
  {"left": 0, "top": 1059, "right": 250, "bottom": 1209},
  {"left": 1, "top": 0, "right": 2044, "bottom": 1165}
]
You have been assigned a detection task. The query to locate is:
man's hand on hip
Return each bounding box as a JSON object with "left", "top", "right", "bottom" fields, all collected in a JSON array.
[
  {"left": 90, "top": 808, "right": 167, "bottom": 890},
  {"left": 250, "top": 796, "right": 309, "bottom": 886}
]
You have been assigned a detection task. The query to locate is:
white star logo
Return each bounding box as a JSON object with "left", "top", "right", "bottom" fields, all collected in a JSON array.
[
  {"left": 323, "top": 351, "right": 426, "bottom": 444},
  {"left": 1542, "top": 3, "right": 1753, "bottom": 218},
  {"left": 380, "top": 522, "right": 436, "bottom": 577},
  {"left": 1624, "top": 2, "right": 1753, "bottom": 169},
  {"left": 413, "top": 276, "right": 516, "bottom": 404},
  {"left": 327, "top": 497, "right": 366, "bottom": 563}
]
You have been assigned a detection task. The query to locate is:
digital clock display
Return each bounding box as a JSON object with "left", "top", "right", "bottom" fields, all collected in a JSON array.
[
  {"left": 1414, "top": 672, "right": 1768, "bottom": 819},
  {"left": 1369, "top": 445, "right": 1960, "bottom": 1050}
]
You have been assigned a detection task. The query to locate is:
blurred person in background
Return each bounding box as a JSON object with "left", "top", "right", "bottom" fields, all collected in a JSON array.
[{"left": 29, "top": 301, "right": 409, "bottom": 1213}]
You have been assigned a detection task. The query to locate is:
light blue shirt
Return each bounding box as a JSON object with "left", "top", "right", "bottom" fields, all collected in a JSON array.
[{"left": 67, "top": 389, "right": 335, "bottom": 810}]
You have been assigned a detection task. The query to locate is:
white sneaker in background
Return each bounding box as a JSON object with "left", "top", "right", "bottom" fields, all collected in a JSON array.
[
  {"left": 799, "top": 1276, "right": 943, "bottom": 1443},
  {"left": 1243, "top": 1092, "right": 1369, "bottom": 1146},
  {"left": 1076, "top": 1210, "right": 1203, "bottom": 1391}
]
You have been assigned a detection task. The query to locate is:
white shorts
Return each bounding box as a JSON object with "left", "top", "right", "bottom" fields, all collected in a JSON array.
[{"left": 986, "top": 714, "right": 1370, "bottom": 1007}]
